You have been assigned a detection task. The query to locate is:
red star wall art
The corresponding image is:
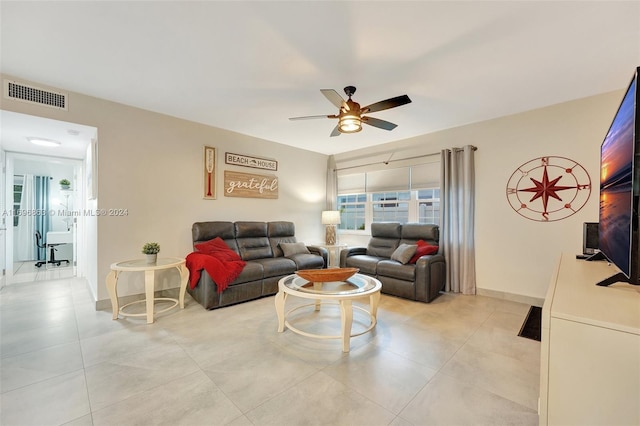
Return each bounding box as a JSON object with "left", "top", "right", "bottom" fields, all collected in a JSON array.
[{"left": 506, "top": 156, "right": 591, "bottom": 222}]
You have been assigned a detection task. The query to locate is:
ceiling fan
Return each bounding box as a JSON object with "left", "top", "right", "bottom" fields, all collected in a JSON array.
[{"left": 289, "top": 86, "right": 411, "bottom": 137}]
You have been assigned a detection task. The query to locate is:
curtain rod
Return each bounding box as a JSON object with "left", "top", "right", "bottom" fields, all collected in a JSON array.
[{"left": 335, "top": 145, "right": 477, "bottom": 172}]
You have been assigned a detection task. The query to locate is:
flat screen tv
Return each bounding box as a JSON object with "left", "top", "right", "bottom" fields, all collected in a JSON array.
[{"left": 592, "top": 66, "right": 640, "bottom": 286}]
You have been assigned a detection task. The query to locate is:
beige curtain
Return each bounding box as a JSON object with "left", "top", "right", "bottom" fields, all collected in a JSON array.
[
  {"left": 440, "top": 145, "right": 476, "bottom": 294},
  {"left": 326, "top": 155, "right": 337, "bottom": 210}
]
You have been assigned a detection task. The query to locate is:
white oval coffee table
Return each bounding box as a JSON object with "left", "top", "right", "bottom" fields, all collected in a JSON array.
[{"left": 275, "top": 273, "right": 382, "bottom": 352}]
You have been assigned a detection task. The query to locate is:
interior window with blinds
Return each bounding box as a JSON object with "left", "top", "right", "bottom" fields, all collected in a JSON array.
[{"left": 336, "top": 160, "right": 440, "bottom": 231}]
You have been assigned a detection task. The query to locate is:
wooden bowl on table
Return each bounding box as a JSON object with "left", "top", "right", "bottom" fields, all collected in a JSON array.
[{"left": 296, "top": 268, "right": 359, "bottom": 283}]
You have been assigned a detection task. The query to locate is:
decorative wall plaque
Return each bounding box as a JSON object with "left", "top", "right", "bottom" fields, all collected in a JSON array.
[
  {"left": 224, "top": 170, "right": 278, "bottom": 199},
  {"left": 225, "top": 152, "right": 278, "bottom": 171},
  {"left": 203, "top": 146, "right": 217, "bottom": 199},
  {"left": 506, "top": 156, "right": 591, "bottom": 222}
]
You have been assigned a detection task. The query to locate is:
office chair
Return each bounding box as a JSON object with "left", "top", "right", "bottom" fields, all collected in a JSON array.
[{"left": 34, "top": 231, "right": 70, "bottom": 267}]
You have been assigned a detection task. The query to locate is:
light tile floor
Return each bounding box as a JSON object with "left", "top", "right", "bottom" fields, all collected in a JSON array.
[
  {"left": 0, "top": 277, "right": 540, "bottom": 426},
  {"left": 11, "top": 261, "right": 76, "bottom": 284}
]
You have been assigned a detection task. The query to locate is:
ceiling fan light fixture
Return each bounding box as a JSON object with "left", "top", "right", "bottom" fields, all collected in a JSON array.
[
  {"left": 338, "top": 114, "right": 362, "bottom": 133},
  {"left": 289, "top": 86, "right": 410, "bottom": 136}
]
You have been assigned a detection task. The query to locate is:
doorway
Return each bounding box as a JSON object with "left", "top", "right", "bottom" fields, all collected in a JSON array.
[
  {"left": 7, "top": 153, "right": 81, "bottom": 283},
  {"left": 0, "top": 110, "right": 98, "bottom": 289}
]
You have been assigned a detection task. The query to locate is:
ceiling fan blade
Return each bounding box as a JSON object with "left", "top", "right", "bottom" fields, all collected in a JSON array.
[
  {"left": 363, "top": 95, "right": 411, "bottom": 113},
  {"left": 362, "top": 116, "right": 398, "bottom": 131},
  {"left": 289, "top": 115, "right": 333, "bottom": 121},
  {"left": 321, "top": 89, "right": 349, "bottom": 110},
  {"left": 330, "top": 125, "right": 341, "bottom": 137}
]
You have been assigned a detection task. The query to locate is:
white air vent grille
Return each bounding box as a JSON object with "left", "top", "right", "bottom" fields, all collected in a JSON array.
[{"left": 4, "top": 80, "right": 68, "bottom": 110}]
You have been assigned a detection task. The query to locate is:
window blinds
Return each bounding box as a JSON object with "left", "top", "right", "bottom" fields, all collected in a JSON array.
[{"left": 338, "top": 161, "right": 440, "bottom": 194}]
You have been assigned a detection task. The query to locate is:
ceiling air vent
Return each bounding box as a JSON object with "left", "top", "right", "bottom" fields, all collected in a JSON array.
[{"left": 3, "top": 80, "right": 68, "bottom": 110}]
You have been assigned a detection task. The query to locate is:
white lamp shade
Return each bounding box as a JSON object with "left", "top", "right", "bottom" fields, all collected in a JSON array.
[{"left": 321, "top": 210, "right": 341, "bottom": 225}]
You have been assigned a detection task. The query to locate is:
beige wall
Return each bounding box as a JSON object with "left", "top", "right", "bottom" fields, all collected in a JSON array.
[
  {"left": 336, "top": 90, "right": 624, "bottom": 301},
  {"left": 474, "top": 93, "right": 622, "bottom": 300},
  {"left": 0, "top": 74, "right": 328, "bottom": 303}
]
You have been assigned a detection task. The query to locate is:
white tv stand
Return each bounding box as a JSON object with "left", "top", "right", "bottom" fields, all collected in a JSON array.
[{"left": 539, "top": 253, "right": 640, "bottom": 425}]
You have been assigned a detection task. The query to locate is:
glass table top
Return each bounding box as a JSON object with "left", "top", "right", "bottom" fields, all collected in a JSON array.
[
  {"left": 112, "top": 257, "right": 184, "bottom": 270},
  {"left": 283, "top": 273, "right": 379, "bottom": 295}
]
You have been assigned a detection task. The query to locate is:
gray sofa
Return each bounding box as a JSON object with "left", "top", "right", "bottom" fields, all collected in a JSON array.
[
  {"left": 339, "top": 222, "right": 446, "bottom": 302},
  {"left": 189, "top": 221, "right": 328, "bottom": 310}
]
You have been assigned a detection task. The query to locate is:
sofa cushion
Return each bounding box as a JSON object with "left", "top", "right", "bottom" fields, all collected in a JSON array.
[
  {"left": 343, "top": 254, "right": 386, "bottom": 275},
  {"left": 270, "top": 237, "right": 294, "bottom": 257},
  {"left": 235, "top": 222, "right": 273, "bottom": 260},
  {"left": 287, "top": 253, "right": 325, "bottom": 270},
  {"left": 409, "top": 240, "right": 439, "bottom": 264},
  {"left": 229, "top": 261, "right": 264, "bottom": 285},
  {"left": 237, "top": 238, "right": 273, "bottom": 260},
  {"left": 371, "top": 222, "right": 403, "bottom": 238},
  {"left": 192, "top": 221, "right": 238, "bottom": 252},
  {"left": 377, "top": 260, "right": 416, "bottom": 281},
  {"left": 252, "top": 257, "right": 297, "bottom": 278},
  {"left": 390, "top": 243, "right": 418, "bottom": 264},
  {"left": 377, "top": 275, "right": 416, "bottom": 300},
  {"left": 268, "top": 221, "right": 296, "bottom": 237},
  {"left": 268, "top": 221, "right": 298, "bottom": 256},
  {"left": 401, "top": 223, "right": 439, "bottom": 245},
  {"left": 280, "top": 242, "right": 310, "bottom": 257},
  {"left": 195, "top": 237, "right": 242, "bottom": 260},
  {"left": 367, "top": 222, "right": 402, "bottom": 257},
  {"left": 235, "top": 221, "right": 268, "bottom": 238},
  {"left": 367, "top": 237, "right": 400, "bottom": 258}
]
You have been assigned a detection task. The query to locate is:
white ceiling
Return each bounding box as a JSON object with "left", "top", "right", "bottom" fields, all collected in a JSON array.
[
  {"left": 0, "top": 110, "right": 96, "bottom": 159},
  {"left": 1, "top": 1, "right": 639, "bottom": 156}
]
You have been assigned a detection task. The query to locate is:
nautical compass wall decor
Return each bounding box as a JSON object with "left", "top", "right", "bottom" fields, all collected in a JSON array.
[{"left": 506, "top": 156, "right": 591, "bottom": 222}]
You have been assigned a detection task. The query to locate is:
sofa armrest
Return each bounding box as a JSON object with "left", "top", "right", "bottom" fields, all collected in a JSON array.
[
  {"left": 339, "top": 247, "right": 367, "bottom": 267},
  {"left": 306, "top": 245, "right": 329, "bottom": 268},
  {"left": 414, "top": 253, "right": 446, "bottom": 302}
]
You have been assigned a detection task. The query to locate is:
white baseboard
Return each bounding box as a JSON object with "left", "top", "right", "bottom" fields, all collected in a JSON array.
[{"left": 477, "top": 287, "right": 544, "bottom": 307}]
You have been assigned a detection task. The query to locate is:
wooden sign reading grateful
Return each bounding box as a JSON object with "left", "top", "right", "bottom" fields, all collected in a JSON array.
[{"left": 224, "top": 170, "right": 278, "bottom": 199}]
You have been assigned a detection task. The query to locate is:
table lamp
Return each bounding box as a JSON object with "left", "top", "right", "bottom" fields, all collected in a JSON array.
[{"left": 321, "top": 210, "right": 341, "bottom": 245}]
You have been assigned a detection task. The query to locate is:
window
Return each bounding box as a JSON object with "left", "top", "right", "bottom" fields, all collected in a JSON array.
[
  {"left": 337, "top": 187, "right": 440, "bottom": 231},
  {"left": 337, "top": 193, "right": 366, "bottom": 230},
  {"left": 372, "top": 191, "right": 410, "bottom": 223},
  {"left": 13, "top": 181, "right": 23, "bottom": 227},
  {"left": 336, "top": 160, "right": 440, "bottom": 231},
  {"left": 418, "top": 188, "right": 440, "bottom": 224}
]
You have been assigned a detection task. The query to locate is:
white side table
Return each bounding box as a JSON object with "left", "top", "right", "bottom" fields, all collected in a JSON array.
[
  {"left": 316, "top": 243, "right": 347, "bottom": 268},
  {"left": 105, "top": 257, "right": 189, "bottom": 324}
]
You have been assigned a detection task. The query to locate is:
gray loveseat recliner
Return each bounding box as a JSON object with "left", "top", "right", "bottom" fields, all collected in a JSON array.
[
  {"left": 339, "top": 222, "right": 446, "bottom": 303},
  {"left": 189, "top": 221, "right": 328, "bottom": 310}
]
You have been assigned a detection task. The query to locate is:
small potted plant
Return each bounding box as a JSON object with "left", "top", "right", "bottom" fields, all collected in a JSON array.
[
  {"left": 59, "top": 179, "right": 71, "bottom": 190},
  {"left": 142, "top": 242, "right": 160, "bottom": 264}
]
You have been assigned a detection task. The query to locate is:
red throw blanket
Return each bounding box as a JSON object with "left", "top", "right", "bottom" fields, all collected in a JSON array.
[{"left": 186, "top": 238, "right": 246, "bottom": 292}]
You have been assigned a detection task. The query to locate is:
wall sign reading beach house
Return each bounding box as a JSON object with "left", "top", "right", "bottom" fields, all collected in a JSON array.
[
  {"left": 225, "top": 152, "right": 278, "bottom": 171},
  {"left": 224, "top": 170, "right": 278, "bottom": 199}
]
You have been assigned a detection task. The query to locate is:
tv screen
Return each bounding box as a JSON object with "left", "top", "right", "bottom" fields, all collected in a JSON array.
[{"left": 596, "top": 67, "right": 640, "bottom": 286}]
